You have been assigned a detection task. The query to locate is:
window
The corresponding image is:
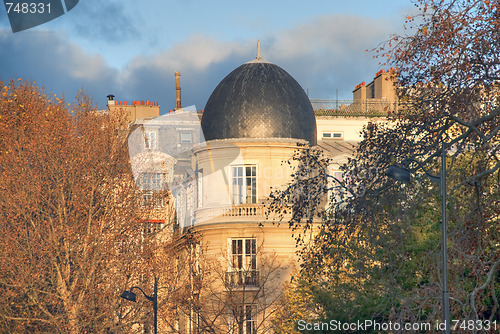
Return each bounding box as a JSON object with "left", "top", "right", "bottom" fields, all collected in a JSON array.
[
  {"left": 142, "top": 220, "right": 165, "bottom": 233},
  {"left": 144, "top": 131, "right": 157, "bottom": 149},
  {"left": 197, "top": 169, "right": 203, "bottom": 208},
  {"left": 322, "top": 131, "right": 343, "bottom": 139},
  {"left": 138, "top": 173, "right": 166, "bottom": 207},
  {"left": 232, "top": 165, "right": 257, "bottom": 204},
  {"left": 138, "top": 173, "right": 165, "bottom": 191},
  {"left": 230, "top": 304, "right": 257, "bottom": 334},
  {"left": 330, "top": 170, "right": 344, "bottom": 202},
  {"left": 231, "top": 238, "right": 256, "bottom": 271},
  {"left": 180, "top": 132, "right": 192, "bottom": 143},
  {"left": 226, "top": 238, "right": 258, "bottom": 287}
]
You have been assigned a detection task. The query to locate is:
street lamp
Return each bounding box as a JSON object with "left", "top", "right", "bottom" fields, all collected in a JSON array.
[
  {"left": 121, "top": 277, "right": 158, "bottom": 334},
  {"left": 385, "top": 147, "right": 450, "bottom": 334}
]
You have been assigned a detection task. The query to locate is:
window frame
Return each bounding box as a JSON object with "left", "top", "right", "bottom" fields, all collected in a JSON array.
[
  {"left": 138, "top": 172, "right": 166, "bottom": 207},
  {"left": 229, "top": 238, "right": 257, "bottom": 272},
  {"left": 197, "top": 168, "right": 203, "bottom": 208},
  {"left": 143, "top": 130, "right": 157, "bottom": 149},
  {"left": 231, "top": 165, "right": 257, "bottom": 205},
  {"left": 230, "top": 304, "right": 257, "bottom": 334},
  {"left": 322, "top": 131, "right": 344, "bottom": 139},
  {"left": 180, "top": 131, "right": 193, "bottom": 143}
]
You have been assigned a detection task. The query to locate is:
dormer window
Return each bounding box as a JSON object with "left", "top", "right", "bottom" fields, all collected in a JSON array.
[
  {"left": 144, "top": 131, "right": 157, "bottom": 149},
  {"left": 180, "top": 132, "right": 193, "bottom": 143}
]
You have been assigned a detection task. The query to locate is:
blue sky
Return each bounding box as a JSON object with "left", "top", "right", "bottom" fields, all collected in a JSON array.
[{"left": 0, "top": 0, "right": 415, "bottom": 112}]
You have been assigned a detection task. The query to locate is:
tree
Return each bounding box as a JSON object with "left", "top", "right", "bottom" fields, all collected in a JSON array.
[
  {"left": 168, "top": 237, "right": 286, "bottom": 334},
  {"left": 269, "top": 0, "right": 499, "bottom": 332},
  {"left": 0, "top": 80, "right": 173, "bottom": 333}
]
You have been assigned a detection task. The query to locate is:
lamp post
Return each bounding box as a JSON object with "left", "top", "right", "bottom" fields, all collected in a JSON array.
[
  {"left": 385, "top": 145, "right": 450, "bottom": 334},
  {"left": 121, "top": 276, "right": 158, "bottom": 334}
]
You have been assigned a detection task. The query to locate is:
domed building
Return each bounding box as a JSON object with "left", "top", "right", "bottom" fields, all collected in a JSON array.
[
  {"left": 201, "top": 57, "right": 317, "bottom": 144},
  {"left": 112, "top": 43, "right": 391, "bottom": 333},
  {"left": 182, "top": 48, "right": 318, "bottom": 333}
]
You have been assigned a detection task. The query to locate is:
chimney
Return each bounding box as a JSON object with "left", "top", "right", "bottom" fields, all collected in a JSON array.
[
  {"left": 175, "top": 71, "right": 182, "bottom": 110},
  {"left": 106, "top": 94, "right": 115, "bottom": 106}
]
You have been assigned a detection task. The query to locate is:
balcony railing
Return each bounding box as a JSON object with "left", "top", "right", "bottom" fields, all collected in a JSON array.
[
  {"left": 225, "top": 270, "right": 259, "bottom": 288},
  {"left": 222, "top": 205, "right": 264, "bottom": 217},
  {"left": 194, "top": 204, "right": 266, "bottom": 223},
  {"left": 310, "top": 99, "right": 398, "bottom": 117}
]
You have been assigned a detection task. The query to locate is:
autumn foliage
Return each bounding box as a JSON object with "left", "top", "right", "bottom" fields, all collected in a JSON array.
[{"left": 0, "top": 80, "right": 160, "bottom": 333}]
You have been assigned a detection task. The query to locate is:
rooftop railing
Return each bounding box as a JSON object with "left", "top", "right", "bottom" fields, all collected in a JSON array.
[{"left": 310, "top": 99, "right": 398, "bottom": 117}]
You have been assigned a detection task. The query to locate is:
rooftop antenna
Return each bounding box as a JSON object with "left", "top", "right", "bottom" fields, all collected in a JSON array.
[{"left": 256, "top": 40, "right": 261, "bottom": 60}]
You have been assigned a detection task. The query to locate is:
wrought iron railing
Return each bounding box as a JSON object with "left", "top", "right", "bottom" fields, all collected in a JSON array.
[{"left": 225, "top": 270, "right": 259, "bottom": 288}]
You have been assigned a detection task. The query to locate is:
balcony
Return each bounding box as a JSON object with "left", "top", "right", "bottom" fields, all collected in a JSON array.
[
  {"left": 222, "top": 205, "right": 264, "bottom": 217},
  {"left": 225, "top": 270, "right": 259, "bottom": 288},
  {"left": 194, "top": 204, "right": 266, "bottom": 225}
]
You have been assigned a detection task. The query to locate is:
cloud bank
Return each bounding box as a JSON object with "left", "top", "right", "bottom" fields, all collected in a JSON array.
[{"left": 0, "top": 13, "right": 397, "bottom": 111}]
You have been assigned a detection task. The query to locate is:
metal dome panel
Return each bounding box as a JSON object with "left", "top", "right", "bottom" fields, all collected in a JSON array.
[{"left": 201, "top": 61, "right": 317, "bottom": 145}]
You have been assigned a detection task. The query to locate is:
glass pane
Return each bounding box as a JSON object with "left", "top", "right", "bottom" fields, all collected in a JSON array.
[
  {"left": 237, "top": 240, "right": 242, "bottom": 254},
  {"left": 246, "top": 305, "right": 252, "bottom": 320},
  {"left": 245, "top": 239, "right": 251, "bottom": 254},
  {"left": 180, "top": 132, "right": 192, "bottom": 143}
]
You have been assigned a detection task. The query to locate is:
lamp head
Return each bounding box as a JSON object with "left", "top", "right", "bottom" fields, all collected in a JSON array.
[
  {"left": 120, "top": 290, "right": 137, "bottom": 302},
  {"left": 385, "top": 164, "right": 411, "bottom": 184}
]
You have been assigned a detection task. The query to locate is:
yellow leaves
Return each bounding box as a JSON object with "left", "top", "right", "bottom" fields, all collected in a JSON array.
[{"left": 422, "top": 26, "right": 428, "bottom": 36}]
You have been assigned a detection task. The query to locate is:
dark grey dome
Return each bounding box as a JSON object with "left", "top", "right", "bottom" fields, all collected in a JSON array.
[{"left": 201, "top": 60, "right": 317, "bottom": 145}]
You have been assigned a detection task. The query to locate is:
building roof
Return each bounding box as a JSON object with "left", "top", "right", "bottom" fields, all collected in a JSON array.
[
  {"left": 201, "top": 59, "right": 317, "bottom": 145},
  {"left": 317, "top": 139, "right": 357, "bottom": 166}
]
